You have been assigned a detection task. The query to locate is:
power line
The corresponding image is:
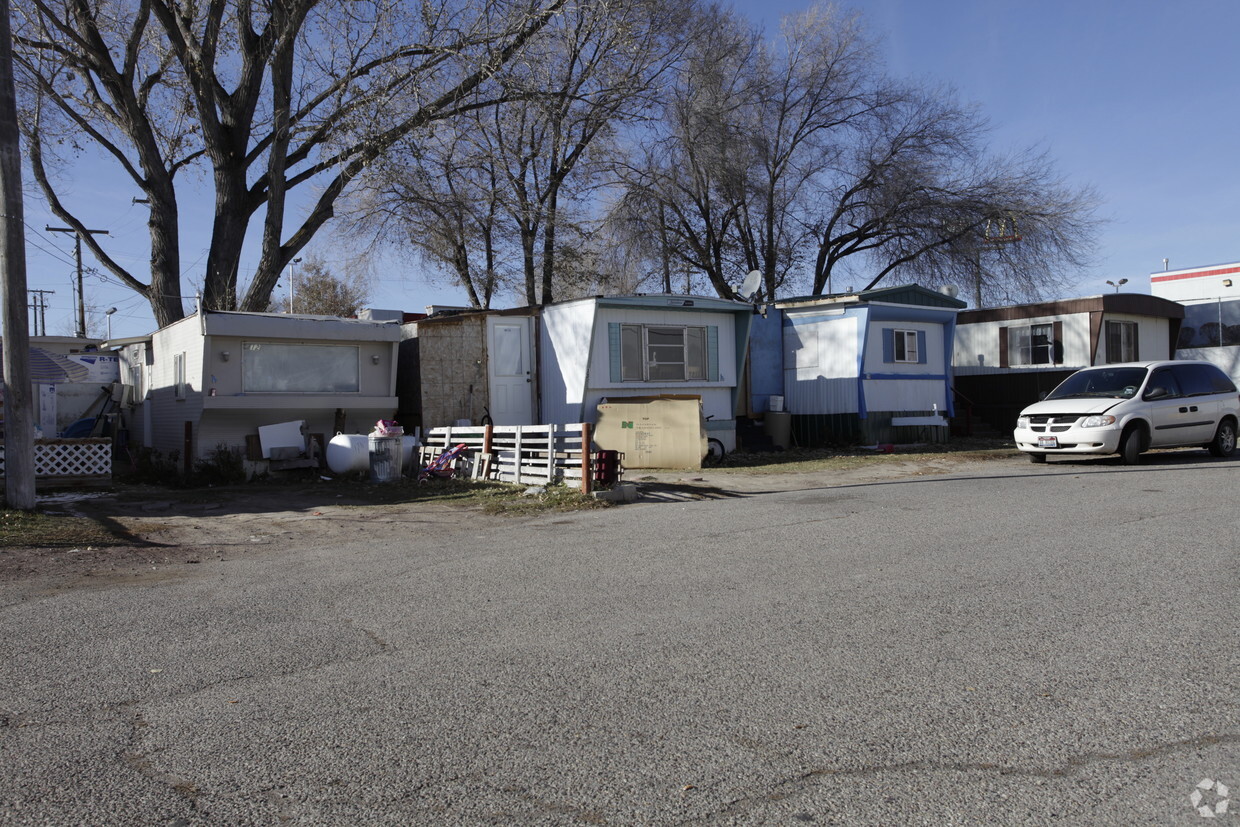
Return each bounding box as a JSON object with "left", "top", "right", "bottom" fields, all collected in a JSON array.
[
  {"left": 46, "top": 225, "right": 109, "bottom": 337},
  {"left": 27, "top": 289, "right": 54, "bottom": 335}
]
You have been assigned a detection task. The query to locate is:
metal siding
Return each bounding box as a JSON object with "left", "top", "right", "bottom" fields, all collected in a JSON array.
[
  {"left": 540, "top": 300, "right": 595, "bottom": 424},
  {"left": 746, "top": 312, "right": 785, "bottom": 410},
  {"left": 203, "top": 311, "right": 401, "bottom": 341},
  {"left": 956, "top": 314, "right": 1093, "bottom": 371},
  {"left": 148, "top": 319, "right": 206, "bottom": 459},
  {"left": 863, "top": 378, "right": 947, "bottom": 413},
  {"left": 783, "top": 314, "right": 860, "bottom": 415},
  {"left": 589, "top": 307, "right": 737, "bottom": 389}
]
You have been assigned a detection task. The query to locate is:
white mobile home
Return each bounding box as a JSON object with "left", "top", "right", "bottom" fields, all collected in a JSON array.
[
  {"left": 540, "top": 295, "right": 753, "bottom": 450},
  {"left": 952, "top": 293, "right": 1184, "bottom": 431},
  {"left": 114, "top": 311, "right": 400, "bottom": 469}
]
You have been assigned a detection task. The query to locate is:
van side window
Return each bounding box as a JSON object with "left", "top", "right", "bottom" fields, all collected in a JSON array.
[
  {"left": 1175, "top": 363, "right": 1237, "bottom": 396},
  {"left": 1146, "top": 368, "right": 1182, "bottom": 399}
]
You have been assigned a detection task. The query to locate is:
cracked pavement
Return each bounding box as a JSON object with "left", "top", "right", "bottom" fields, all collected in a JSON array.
[{"left": 1, "top": 452, "right": 1237, "bottom": 824}]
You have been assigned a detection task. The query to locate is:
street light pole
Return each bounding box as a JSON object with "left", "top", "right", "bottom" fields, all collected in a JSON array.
[
  {"left": 1106, "top": 278, "right": 1128, "bottom": 293},
  {"left": 287, "top": 257, "right": 302, "bottom": 313},
  {"left": 104, "top": 307, "right": 117, "bottom": 339}
]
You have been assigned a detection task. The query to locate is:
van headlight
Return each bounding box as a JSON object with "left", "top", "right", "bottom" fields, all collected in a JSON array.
[
  {"left": 1079, "top": 414, "right": 1116, "bottom": 428},
  {"left": 1016, "top": 416, "right": 1031, "bottom": 429}
]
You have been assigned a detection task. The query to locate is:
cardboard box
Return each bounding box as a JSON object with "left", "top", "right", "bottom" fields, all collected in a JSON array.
[{"left": 594, "top": 396, "right": 706, "bottom": 469}]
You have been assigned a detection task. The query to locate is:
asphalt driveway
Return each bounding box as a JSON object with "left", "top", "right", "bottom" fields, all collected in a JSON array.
[{"left": 2, "top": 452, "right": 1236, "bottom": 824}]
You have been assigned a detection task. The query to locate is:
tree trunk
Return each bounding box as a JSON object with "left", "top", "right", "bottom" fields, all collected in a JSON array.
[
  {"left": 540, "top": 179, "right": 561, "bottom": 306},
  {"left": 146, "top": 179, "right": 185, "bottom": 327}
]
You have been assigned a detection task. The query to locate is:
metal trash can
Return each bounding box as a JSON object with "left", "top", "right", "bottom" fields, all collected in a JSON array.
[{"left": 368, "top": 435, "right": 403, "bottom": 482}]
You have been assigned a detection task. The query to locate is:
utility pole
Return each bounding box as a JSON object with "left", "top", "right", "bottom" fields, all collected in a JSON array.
[
  {"left": 45, "top": 225, "right": 108, "bottom": 337},
  {"left": 0, "top": 0, "right": 36, "bottom": 509},
  {"left": 27, "top": 288, "right": 53, "bottom": 336}
]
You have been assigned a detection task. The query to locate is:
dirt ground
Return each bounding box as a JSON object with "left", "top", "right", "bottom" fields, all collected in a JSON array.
[{"left": 5, "top": 450, "right": 1023, "bottom": 589}]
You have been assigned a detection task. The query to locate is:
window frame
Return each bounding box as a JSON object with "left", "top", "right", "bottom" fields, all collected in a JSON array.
[
  {"left": 618, "top": 324, "right": 709, "bottom": 383},
  {"left": 892, "top": 329, "right": 919, "bottom": 363},
  {"left": 173, "top": 352, "right": 187, "bottom": 399},
  {"left": 1003, "top": 322, "right": 1059, "bottom": 367},
  {"left": 241, "top": 342, "right": 362, "bottom": 394},
  {"left": 1105, "top": 320, "right": 1138, "bottom": 363}
]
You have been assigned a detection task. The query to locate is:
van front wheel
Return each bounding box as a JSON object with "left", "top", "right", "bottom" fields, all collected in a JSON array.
[{"left": 1120, "top": 426, "right": 1144, "bottom": 465}]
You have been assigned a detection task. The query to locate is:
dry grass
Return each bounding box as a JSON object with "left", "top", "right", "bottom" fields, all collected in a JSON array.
[
  {"left": 708, "top": 436, "right": 1020, "bottom": 475},
  {"left": 0, "top": 509, "right": 123, "bottom": 550}
]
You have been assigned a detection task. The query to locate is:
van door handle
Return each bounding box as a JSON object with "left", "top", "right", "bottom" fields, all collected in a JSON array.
[{"left": 1179, "top": 406, "right": 1199, "bottom": 413}]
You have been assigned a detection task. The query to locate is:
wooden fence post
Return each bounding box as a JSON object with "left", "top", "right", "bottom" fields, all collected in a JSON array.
[
  {"left": 183, "top": 421, "right": 193, "bottom": 474},
  {"left": 546, "top": 423, "right": 556, "bottom": 483},
  {"left": 514, "top": 426, "right": 523, "bottom": 485}
]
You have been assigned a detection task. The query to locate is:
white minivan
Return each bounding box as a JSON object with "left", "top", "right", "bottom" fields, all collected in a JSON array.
[{"left": 1013, "top": 360, "right": 1240, "bottom": 464}]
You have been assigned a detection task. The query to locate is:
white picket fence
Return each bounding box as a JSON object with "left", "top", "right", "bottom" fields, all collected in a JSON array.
[
  {"left": 0, "top": 439, "right": 112, "bottom": 484},
  {"left": 423, "top": 423, "right": 601, "bottom": 489}
]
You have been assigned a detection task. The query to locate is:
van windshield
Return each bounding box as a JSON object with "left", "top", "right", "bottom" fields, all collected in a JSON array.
[{"left": 1046, "top": 367, "right": 1149, "bottom": 400}]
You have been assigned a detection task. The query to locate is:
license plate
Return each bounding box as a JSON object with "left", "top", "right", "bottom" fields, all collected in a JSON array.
[{"left": 1038, "top": 436, "right": 1059, "bottom": 449}]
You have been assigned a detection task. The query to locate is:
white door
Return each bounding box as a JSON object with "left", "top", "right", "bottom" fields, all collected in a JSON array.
[{"left": 487, "top": 317, "right": 535, "bottom": 425}]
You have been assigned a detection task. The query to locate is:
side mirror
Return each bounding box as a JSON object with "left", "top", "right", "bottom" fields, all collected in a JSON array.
[
  {"left": 1144, "top": 386, "right": 1169, "bottom": 400},
  {"left": 1037, "top": 391, "right": 1048, "bottom": 400}
]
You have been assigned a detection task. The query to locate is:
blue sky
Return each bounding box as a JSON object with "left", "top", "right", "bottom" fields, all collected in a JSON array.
[{"left": 19, "top": 0, "right": 1240, "bottom": 339}]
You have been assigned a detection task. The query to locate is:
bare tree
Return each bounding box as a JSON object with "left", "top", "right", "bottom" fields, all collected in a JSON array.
[
  {"left": 353, "top": 0, "right": 690, "bottom": 308},
  {"left": 269, "top": 257, "right": 368, "bottom": 316},
  {"left": 808, "top": 90, "right": 1099, "bottom": 305},
  {"left": 734, "top": 5, "right": 876, "bottom": 301},
  {"left": 349, "top": 120, "right": 512, "bottom": 309},
  {"left": 613, "top": 4, "right": 759, "bottom": 300},
  {"left": 13, "top": 0, "right": 566, "bottom": 327},
  {"left": 618, "top": 2, "right": 1098, "bottom": 306}
]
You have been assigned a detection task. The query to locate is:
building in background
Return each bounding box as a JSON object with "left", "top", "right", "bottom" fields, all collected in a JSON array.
[
  {"left": 952, "top": 294, "right": 1184, "bottom": 432},
  {"left": 0, "top": 337, "right": 120, "bottom": 438},
  {"left": 112, "top": 311, "right": 400, "bottom": 471},
  {"left": 1150, "top": 260, "right": 1240, "bottom": 380}
]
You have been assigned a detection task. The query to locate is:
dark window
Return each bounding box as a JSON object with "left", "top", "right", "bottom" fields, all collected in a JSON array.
[
  {"left": 1180, "top": 300, "right": 1240, "bottom": 348},
  {"left": 1008, "top": 323, "right": 1053, "bottom": 366},
  {"left": 1145, "top": 368, "right": 1182, "bottom": 399},
  {"left": 1105, "top": 320, "right": 1138, "bottom": 363},
  {"left": 1174, "top": 363, "right": 1237, "bottom": 396}
]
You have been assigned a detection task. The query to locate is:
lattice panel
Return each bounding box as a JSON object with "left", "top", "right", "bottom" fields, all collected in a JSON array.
[{"left": 0, "top": 440, "right": 112, "bottom": 478}]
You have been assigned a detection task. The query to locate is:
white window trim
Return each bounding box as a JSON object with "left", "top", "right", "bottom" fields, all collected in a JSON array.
[
  {"left": 893, "top": 329, "right": 918, "bottom": 363},
  {"left": 173, "top": 352, "right": 187, "bottom": 399},
  {"left": 1009, "top": 323, "right": 1054, "bottom": 366},
  {"left": 620, "top": 324, "right": 708, "bottom": 382}
]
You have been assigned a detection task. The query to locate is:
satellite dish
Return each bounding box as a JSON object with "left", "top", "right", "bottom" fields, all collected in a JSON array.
[
  {"left": 739, "top": 270, "right": 762, "bottom": 301},
  {"left": 940, "top": 285, "right": 959, "bottom": 298}
]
